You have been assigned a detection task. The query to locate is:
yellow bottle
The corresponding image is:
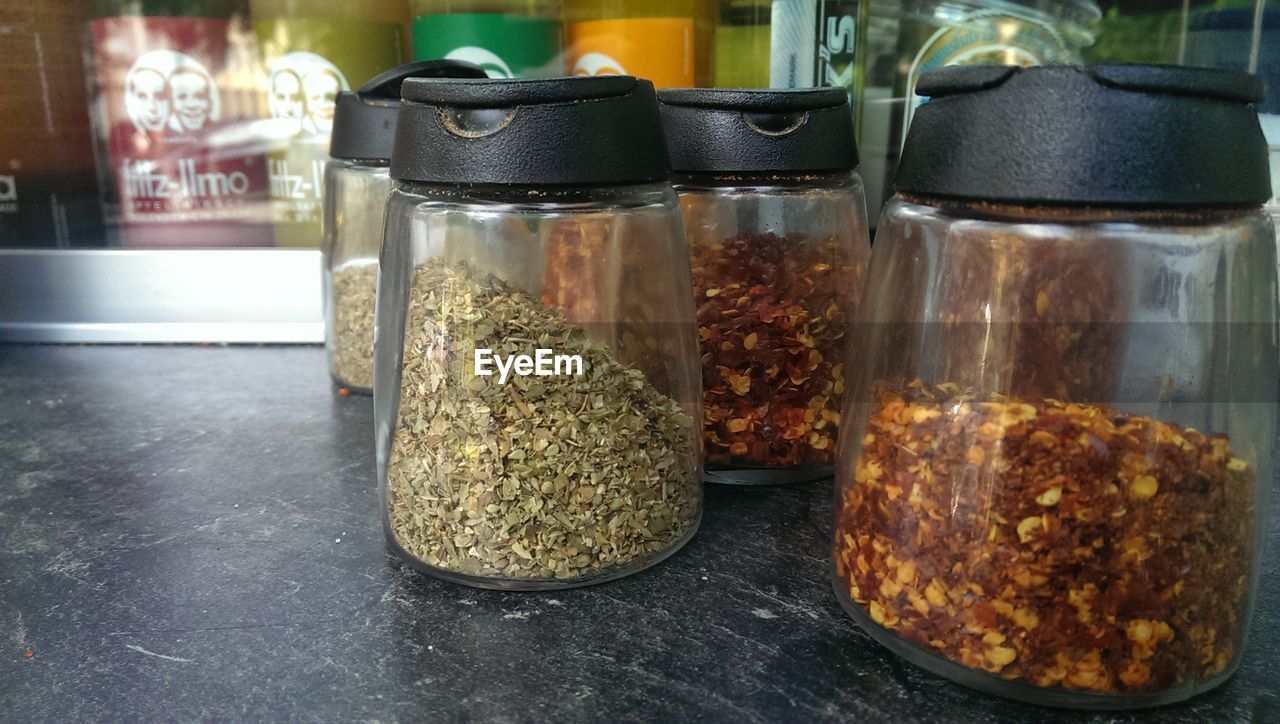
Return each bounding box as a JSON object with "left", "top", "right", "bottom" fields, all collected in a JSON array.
[
  {"left": 565, "top": 0, "right": 716, "bottom": 88},
  {"left": 251, "top": 0, "right": 409, "bottom": 247},
  {"left": 715, "top": 0, "right": 769, "bottom": 88}
]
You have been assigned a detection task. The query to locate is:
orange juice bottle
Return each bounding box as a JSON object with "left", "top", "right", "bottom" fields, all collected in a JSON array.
[{"left": 565, "top": 0, "right": 715, "bottom": 88}]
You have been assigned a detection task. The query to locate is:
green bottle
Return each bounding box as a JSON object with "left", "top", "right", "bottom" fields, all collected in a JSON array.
[
  {"left": 251, "top": 0, "right": 408, "bottom": 248},
  {"left": 411, "top": 1, "right": 563, "bottom": 78}
]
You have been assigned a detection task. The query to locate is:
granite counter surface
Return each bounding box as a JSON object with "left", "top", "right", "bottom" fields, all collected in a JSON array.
[{"left": 1, "top": 345, "right": 1276, "bottom": 721}]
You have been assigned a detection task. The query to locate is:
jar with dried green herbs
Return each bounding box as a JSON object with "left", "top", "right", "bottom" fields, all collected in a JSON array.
[
  {"left": 376, "top": 75, "right": 703, "bottom": 589},
  {"left": 323, "top": 60, "right": 485, "bottom": 394},
  {"left": 835, "top": 65, "right": 1278, "bottom": 708},
  {"left": 658, "top": 88, "right": 870, "bottom": 485}
]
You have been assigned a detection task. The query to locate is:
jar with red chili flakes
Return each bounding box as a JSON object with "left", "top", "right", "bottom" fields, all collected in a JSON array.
[
  {"left": 658, "top": 88, "right": 871, "bottom": 485},
  {"left": 833, "top": 65, "right": 1277, "bottom": 708}
]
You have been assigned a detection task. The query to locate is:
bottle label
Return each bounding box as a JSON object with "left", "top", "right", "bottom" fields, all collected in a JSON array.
[
  {"left": 566, "top": 18, "right": 696, "bottom": 88},
  {"left": 412, "top": 13, "right": 562, "bottom": 78},
  {"left": 89, "top": 17, "right": 269, "bottom": 226},
  {"left": 769, "top": 0, "right": 861, "bottom": 89},
  {"left": 255, "top": 19, "right": 404, "bottom": 241},
  {"left": 261, "top": 50, "right": 350, "bottom": 229},
  {"left": 901, "top": 9, "right": 1074, "bottom": 143}
]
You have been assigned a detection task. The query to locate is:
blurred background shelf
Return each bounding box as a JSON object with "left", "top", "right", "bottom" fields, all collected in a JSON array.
[{"left": 0, "top": 249, "right": 322, "bottom": 343}]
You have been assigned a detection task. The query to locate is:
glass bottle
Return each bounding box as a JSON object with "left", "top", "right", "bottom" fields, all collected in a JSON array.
[
  {"left": 323, "top": 59, "right": 486, "bottom": 394},
  {"left": 2, "top": 0, "right": 103, "bottom": 248},
  {"left": 410, "top": 0, "right": 563, "bottom": 78},
  {"left": 715, "top": 0, "right": 771, "bottom": 88},
  {"left": 85, "top": 0, "right": 272, "bottom": 247},
  {"left": 659, "top": 87, "right": 869, "bottom": 484},
  {"left": 376, "top": 75, "right": 703, "bottom": 589},
  {"left": 834, "top": 64, "right": 1277, "bottom": 708},
  {"left": 564, "top": 0, "right": 715, "bottom": 88},
  {"left": 251, "top": 0, "right": 409, "bottom": 247},
  {"left": 713, "top": 1, "right": 868, "bottom": 136}
]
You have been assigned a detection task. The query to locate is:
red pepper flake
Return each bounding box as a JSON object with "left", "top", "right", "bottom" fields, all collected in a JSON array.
[
  {"left": 691, "top": 231, "right": 861, "bottom": 469},
  {"left": 835, "top": 380, "right": 1255, "bottom": 694}
]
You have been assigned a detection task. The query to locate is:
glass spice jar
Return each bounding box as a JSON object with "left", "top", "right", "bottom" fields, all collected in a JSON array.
[
  {"left": 658, "top": 88, "right": 871, "bottom": 485},
  {"left": 834, "top": 64, "right": 1278, "bottom": 709},
  {"left": 376, "top": 75, "right": 704, "bottom": 589},
  {"left": 323, "top": 60, "right": 486, "bottom": 394}
]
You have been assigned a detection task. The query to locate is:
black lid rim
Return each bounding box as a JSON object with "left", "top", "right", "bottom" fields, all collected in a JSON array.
[
  {"left": 394, "top": 179, "right": 671, "bottom": 193},
  {"left": 391, "top": 76, "right": 672, "bottom": 186},
  {"left": 1088, "top": 63, "right": 1266, "bottom": 104},
  {"left": 915, "top": 63, "right": 1266, "bottom": 104},
  {"left": 896, "top": 63, "right": 1272, "bottom": 208},
  {"left": 659, "top": 87, "right": 859, "bottom": 175},
  {"left": 330, "top": 59, "right": 487, "bottom": 163},
  {"left": 902, "top": 189, "right": 1267, "bottom": 213},
  {"left": 400, "top": 75, "right": 640, "bottom": 107},
  {"left": 658, "top": 87, "right": 850, "bottom": 112},
  {"left": 358, "top": 59, "right": 489, "bottom": 98}
]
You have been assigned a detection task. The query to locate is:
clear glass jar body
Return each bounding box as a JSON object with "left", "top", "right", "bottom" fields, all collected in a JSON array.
[
  {"left": 677, "top": 172, "right": 870, "bottom": 485},
  {"left": 322, "top": 159, "right": 390, "bottom": 393},
  {"left": 375, "top": 181, "right": 704, "bottom": 589},
  {"left": 833, "top": 196, "right": 1277, "bottom": 708}
]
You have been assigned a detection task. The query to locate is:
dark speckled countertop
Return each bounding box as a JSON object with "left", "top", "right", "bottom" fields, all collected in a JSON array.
[{"left": 0, "top": 345, "right": 1276, "bottom": 721}]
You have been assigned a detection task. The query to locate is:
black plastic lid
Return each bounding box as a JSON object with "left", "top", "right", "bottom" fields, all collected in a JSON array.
[
  {"left": 329, "top": 60, "right": 487, "bottom": 163},
  {"left": 657, "top": 88, "right": 858, "bottom": 175},
  {"left": 391, "top": 75, "right": 670, "bottom": 187},
  {"left": 896, "top": 64, "right": 1271, "bottom": 208}
]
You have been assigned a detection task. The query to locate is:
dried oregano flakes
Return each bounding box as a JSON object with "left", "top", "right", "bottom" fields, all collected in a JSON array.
[
  {"left": 386, "top": 258, "right": 701, "bottom": 583},
  {"left": 330, "top": 260, "right": 378, "bottom": 390}
]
